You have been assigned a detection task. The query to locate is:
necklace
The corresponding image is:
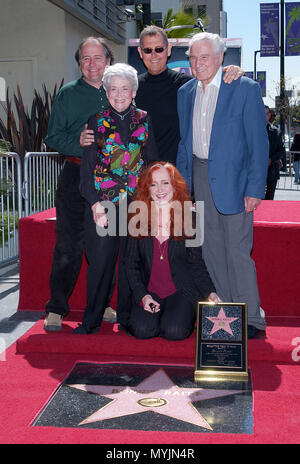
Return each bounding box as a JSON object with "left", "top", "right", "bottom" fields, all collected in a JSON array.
[
  {"left": 111, "top": 106, "right": 132, "bottom": 120},
  {"left": 157, "top": 238, "right": 168, "bottom": 261}
]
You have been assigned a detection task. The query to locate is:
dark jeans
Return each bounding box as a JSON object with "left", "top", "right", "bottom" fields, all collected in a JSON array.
[
  {"left": 127, "top": 291, "right": 196, "bottom": 341},
  {"left": 45, "top": 161, "right": 85, "bottom": 316},
  {"left": 265, "top": 179, "right": 277, "bottom": 200},
  {"left": 80, "top": 204, "right": 132, "bottom": 331}
]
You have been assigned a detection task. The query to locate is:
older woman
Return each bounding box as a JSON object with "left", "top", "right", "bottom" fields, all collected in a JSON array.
[
  {"left": 125, "top": 162, "right": 221, "bottom": 341},
  {"left": 74, "top": 63, "right": 158, "bottom": 334}
]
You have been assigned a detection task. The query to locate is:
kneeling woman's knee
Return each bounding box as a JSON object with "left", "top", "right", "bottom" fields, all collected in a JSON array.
[{"left": 128, "top": 323, "right": 159, "bottom": 340}]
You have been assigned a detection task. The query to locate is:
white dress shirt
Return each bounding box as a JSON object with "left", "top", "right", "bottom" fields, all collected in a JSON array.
[{"left": 193, "top": 66, "right": 222, "bottom": 159}]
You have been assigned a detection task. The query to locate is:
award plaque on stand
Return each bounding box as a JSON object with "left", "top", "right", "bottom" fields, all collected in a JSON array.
[{"left": 195, "top": 302, "right": 248, "bottom": 382}]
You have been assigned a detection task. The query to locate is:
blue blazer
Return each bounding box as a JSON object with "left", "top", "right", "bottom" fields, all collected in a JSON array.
[{"left": 176, "top": 74, "right": 269, "bottom": 214}]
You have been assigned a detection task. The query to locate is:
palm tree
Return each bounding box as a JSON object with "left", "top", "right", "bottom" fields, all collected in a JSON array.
[
  {"left": 136, "top": 6, "right": 208, "bottom": 38},
  {"left": 286, "top": 6, "right": 300, "bottom": 36},
  {"left": 163, "top": 8, "right": 208, "bottom": 38}
]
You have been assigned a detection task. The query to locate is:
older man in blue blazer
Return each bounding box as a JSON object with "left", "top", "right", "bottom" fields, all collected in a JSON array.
[{"left": 176, "top": 32, "right": 269, "bottom": 338}]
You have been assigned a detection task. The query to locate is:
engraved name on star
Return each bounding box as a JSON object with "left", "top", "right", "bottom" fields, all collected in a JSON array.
[{"left": 68, "top": 369, "right": 243, "bottom": 430}]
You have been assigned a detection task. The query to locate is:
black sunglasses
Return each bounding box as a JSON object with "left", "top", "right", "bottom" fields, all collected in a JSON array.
[{"left": 142, "top": 46, "right": 167, "bottom": 54}]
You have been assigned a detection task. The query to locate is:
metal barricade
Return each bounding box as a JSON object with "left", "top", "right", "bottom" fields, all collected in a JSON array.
[
  {"left": 0, "top": 152, "right": 22, "bottom": 266},
  {"left": 277, "top": 151, "right": 300, "bottom": 191},
  {"left": 23, "top": 152, "right": 64, "bottom": 217}
]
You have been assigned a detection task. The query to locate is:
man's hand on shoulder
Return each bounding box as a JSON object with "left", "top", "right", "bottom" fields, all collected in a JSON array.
[
  {"left": 80, "top": 123, "right": 95, "bottom": 147},
  {"left": 223, "top": 65, "right": 244, "bottom": 84}
]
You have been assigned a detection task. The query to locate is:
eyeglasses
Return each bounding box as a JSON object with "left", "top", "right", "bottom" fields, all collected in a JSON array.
[{"left": 142, "top": 47, "right": 167, "bottom": 54}]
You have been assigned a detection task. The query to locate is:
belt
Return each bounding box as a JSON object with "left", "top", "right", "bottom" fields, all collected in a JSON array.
[
  {"left": 65, "top": 156, "right": 82, "bottom": 165},
  {"left": 193, "top": 155, "right": 208, "bottom": 163}
]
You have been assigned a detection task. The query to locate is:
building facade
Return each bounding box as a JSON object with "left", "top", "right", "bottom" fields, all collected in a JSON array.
[
  {"left": 0, "top": 0, "right": 225, "bottom": 122},
  {"left": 150, "top": 0, "right": 223, "bottom": 34},
  {"left": 0, "top": 0, "right": 127, "bottom": 116}
]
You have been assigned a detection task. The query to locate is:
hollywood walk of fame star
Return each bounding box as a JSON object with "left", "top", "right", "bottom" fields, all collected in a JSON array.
[
  {"left": 68, "top": 369, "right": 244, "bottom": 430},
  {"left": 205, "top": 307, "right": 238, "bottom": 336}
]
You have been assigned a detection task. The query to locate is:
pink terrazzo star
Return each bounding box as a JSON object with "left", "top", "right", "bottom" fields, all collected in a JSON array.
[
  {"left": 68, "top": 369, "right": 243, "bottom": 430},
  {"left": 205, "top": 307, "right": 238, "bottom": 336}
]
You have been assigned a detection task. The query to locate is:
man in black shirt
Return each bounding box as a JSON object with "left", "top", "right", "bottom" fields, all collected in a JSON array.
[{"left": 135, "top": 26, "right": 192, "bottom": 163}]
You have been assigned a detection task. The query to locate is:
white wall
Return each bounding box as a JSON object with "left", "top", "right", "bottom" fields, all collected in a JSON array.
[
  {"left": 0, "top": 0, "right": 66, "bottom": 113},
  {"left": 0, "top": 0, "right": 127, "bottom": 121}
]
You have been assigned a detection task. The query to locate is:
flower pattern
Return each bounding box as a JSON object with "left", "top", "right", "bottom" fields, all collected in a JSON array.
[{"left": 94, "top": 106, "right": 148, "bottom": 203}]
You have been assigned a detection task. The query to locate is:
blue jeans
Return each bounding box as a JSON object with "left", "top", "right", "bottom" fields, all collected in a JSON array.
[{"left": 294, "top": 161, "right": 299, "bottom": 183}]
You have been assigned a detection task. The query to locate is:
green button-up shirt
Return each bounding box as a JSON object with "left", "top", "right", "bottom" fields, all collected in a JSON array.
[{"left": 45, "top": 77, "right": 108, "bottom": 158}]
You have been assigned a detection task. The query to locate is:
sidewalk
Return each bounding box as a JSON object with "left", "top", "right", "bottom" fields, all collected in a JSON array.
[
  {"left": 0, "top": 187, "right": 299, "bottom": 354},
  {"left": 0, "top": 263, "right": 42, "bottom": 353}
]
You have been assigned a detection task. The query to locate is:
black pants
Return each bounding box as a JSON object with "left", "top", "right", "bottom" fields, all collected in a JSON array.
[
  {"left": 45, "top": 161, "right": 85, "bottom": 316},
  {"left": 80, "top": 204, "right": 131, "bottom": 331},
  {"left": 265, "top": 179, "right": 277, "bottom": 200},
  {"left": 127, "top": 291, "right": 196, "bottom": 341}
]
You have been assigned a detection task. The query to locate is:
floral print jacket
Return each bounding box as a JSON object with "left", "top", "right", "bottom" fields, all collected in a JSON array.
[
  {"left": 80, "top": 105, "right": 158, "bottom": 207},
  {"left": 94, "top": 106, "right": 148, "bottom": 203}
]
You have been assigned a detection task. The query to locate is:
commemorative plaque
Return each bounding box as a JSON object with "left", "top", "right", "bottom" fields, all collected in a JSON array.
[{"left": 195, "top": 302, "right": 248, "bottom": 382}]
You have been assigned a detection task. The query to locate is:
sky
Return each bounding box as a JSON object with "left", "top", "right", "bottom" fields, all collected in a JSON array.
[{"left": 223, "top": 0, "right": 300, "bottom": 106}]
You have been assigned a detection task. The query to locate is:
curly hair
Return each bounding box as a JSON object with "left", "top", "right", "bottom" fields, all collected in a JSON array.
[{"left": 128, "top": 162, "right": 193, "bottom": 240}]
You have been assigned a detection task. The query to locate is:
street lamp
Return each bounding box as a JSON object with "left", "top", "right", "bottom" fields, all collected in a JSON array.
[
  {"left": 280, "top": 0, "right": 285, "bottom": 136},
  {"left": 254, "top": 50, "right": 261, "bottom": 82}
]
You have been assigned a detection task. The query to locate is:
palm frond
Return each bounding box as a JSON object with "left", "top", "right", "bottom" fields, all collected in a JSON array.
[{"left": 166, "top": 9, "right": 208, "bottom": 38}]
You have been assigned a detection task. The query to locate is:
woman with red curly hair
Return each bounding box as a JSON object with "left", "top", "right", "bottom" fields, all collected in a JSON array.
[{"left": 125, "top": 162, "right": 220, "bottom": 340}]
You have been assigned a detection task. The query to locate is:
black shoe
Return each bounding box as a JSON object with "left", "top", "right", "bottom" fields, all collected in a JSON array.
[
  {"left": 73, "top": 324, "right": 99, "bottom": 335},
  {"left": 247, "top": 325, "right": 265, "bottom": 339}
]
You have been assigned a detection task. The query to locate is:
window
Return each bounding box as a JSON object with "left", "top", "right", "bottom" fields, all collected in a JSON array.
[
  {"left": 198, "top": 5, "right": 206, "bottom": 17},
  {"left": 183, "top": 2, "right": 207, "bottom": 18}
]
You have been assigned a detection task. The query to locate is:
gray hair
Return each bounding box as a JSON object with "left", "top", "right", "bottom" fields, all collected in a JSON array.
[
  {"left": 186, "top": 32, "right": 227, "bottom": 57},
  {"left": 102, "top": 63, "right": 139, "bottom": 92},
  {"left": 139, "top": 25, "right": 169, "bottom": 49}
]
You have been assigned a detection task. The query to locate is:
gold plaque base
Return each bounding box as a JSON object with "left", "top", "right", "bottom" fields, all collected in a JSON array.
[
  {"left": 194, "top": 369, "right": 249, "bottom": 383},
  {"left": 195, "top": 302, "right": 249, "bottom": 383}
]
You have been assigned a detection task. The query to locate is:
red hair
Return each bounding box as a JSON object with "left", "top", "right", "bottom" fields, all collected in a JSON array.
[{"left": 129, "top": 162, "right": 192, "bottom": 239}]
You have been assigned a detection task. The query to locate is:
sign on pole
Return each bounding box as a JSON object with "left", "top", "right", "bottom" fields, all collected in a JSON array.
[
  {"left": 285, "top": 2, "right": 300, "bottom": 56},
  {"left": 245, "top": 72, "right": 267, "bottom": 97},
  {"left": 257, "top": 71, "right": 267, "bottom": 97},
  {"left": 260, "top": 3, "right": 280, "bottom": 56}
]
